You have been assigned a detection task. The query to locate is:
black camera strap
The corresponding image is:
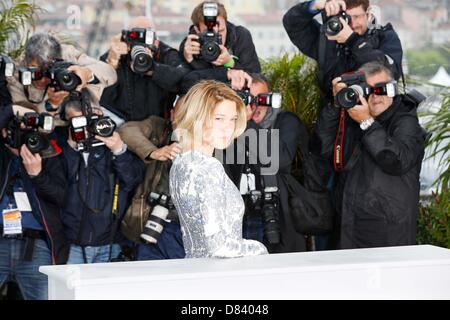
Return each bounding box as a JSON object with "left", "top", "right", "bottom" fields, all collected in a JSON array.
[
  {"left": 318, "top": 11, "right": 328, "bottom": 88},
  {"left": 24, "top": 85, "right": 49, "bottom": 105},
  {"left": 333, "top": 109, "right": 347, "bottom": 172}
]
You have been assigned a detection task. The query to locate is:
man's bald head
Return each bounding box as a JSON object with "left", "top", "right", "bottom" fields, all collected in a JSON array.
[{"left": 129, "top": 16, "right": 153, "bottom": 29}]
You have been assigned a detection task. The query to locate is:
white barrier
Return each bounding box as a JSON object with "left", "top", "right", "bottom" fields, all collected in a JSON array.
[{"left": 39, "top": 245, "right": 450, "bottom": 300}]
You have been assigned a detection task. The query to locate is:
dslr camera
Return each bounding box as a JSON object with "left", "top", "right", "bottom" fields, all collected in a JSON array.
[
  {"left": 0, "top": 55, "right": 15, "bottom": 77},
  {"left": 245, "top": 187, "right": 281, "bottom": 245},
  {"left": 323, "top": 11, "right": 352, "bottom": 36},
  {"left": 6, "top": 112, "right": 55, "bottom": 155},
  {"left": 69, "top": 114, "right": 117, "bottom": 152},
  {"left": 237, "top": 89, "right": 283, "bottom": 109},
  {"left": 19, "top": 60, "right": 81, "bottom": 92},
  {"left": 335, "top": 71, "right": 371, "bottom": 109},
  {"left": 121, "top": 28, "right": 157, "bottom": 74},
  {"left": 140, "top": 192, "right": 175, "bottom": 244},
  {"left": 195, "top": 2, "right": 222, "bottom": 63}
]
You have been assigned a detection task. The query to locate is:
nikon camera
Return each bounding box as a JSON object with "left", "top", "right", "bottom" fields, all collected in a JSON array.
[
  {"left": 195, "top": 2, "right": 222, "bottom": 63},
  {"left": 121, "top": 28, "right": 157, "bottom": 74},
  {"left": 322, "top": 11, "right": 352, "bottom": 36},
  {"left": 69, "top": 115, "right": 117, "bottom": 152},
  {"left": 19, "top": 60, "right": 81, "bottom": 92},
  {"left": 6, "top": 112, "right": 55, "bottom": 155}
]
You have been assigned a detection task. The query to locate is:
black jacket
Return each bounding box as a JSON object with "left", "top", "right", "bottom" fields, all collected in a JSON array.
[
  {"left": 99, "top": 41, "right": 189, "bottom": 121},
  {"left": 314, "top": 96, "right": 426, "bottom": 249},
  {"left": 0, "top": 144, "right": 70, "bottom": 265},
  {"left": 225, "top": 111, "right": 309, "bottom": 253},
  {"left": 179, "top": 21, "right": 261, "bottom": 74},
  {"left": 283, "top": 1, "right": 403, "bottom": 101},
  {"left": 0, "top": 63, "right": 12, "bottom": 108}
]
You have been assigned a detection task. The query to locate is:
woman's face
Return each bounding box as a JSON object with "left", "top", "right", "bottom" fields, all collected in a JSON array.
[{"left": 203, "top": 99, "right": 238, "bottom": 150}]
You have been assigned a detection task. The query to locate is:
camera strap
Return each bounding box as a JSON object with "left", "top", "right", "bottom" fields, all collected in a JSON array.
[
  {"left": 24, "top": 85, "right": 48, "bottom": 105},
  {"left": 333, "top": 109, "right": 347, "bottom": 172},
  {"left": 318, "top": 12, "right": 328, "bottom": 87}
]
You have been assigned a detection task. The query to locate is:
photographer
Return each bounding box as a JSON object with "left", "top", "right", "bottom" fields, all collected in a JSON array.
[
  {"left": 283, "top": 0, "right": 403, "bottom": 103},
  {"left": 0, "top": 120, "right": 68, "bottom": 300},
  {"left": 180, "top": 1, "right": 261, "bottom": 74},
  {"left": 314, "top": 61, "right": 426, "bottom": 249},
  {"left": 0, "top": 56, "right": 12, "bottom": 108},
  {"left": 100, "top": 16, "right": 190, "bottom": 121},
  {"left": 117, "top": 97, "right": 185, "bottom": 260},
  {"left": 7, "top": 33, "right": 117, "bottom": 116},
  {"left": 59, "top": 100, "right": 144, "bottom": 264},
  {"left": 226, "top": 74, "right": 309, "bottom": 253}
]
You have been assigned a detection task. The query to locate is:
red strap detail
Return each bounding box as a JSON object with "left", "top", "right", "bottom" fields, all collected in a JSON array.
[
  {"left": 333, "top": 110, "right": 346, "bottom": 172},
  {"left": 50, "top": 139, "right": 62, "bottom": 155}
]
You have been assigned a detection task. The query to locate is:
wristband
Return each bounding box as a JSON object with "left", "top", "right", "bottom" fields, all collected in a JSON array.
[{"left": 224, "top": 58, "right": 235, "bottom": 68}]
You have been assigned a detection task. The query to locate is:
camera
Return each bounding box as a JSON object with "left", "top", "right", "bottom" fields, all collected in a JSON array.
[
  {"left": 6, "top": 112, "right": 54, "bottom": 154},
  {"left": 19, "top": 60, "right": 81, "bottom": 92},
  {"left": 237, "top": 89, "right": 283, "bottom": 109},
  {"left": 335, "top": 71, "right": 371, "bottom": 109},
  {"left": 195, "top": 2, "right": 222, "bottom": 63},
  {"left": 0, "top": 55, "right": 15, "bottom": 77},
  {"left": 261, "top": 187, "right": 281, "bottom": 245},
  {"left": 245, "top": 187, "right": 280, "bottom": 245},
  {"left": 70, "top": 115, "right": 117, "bottom": 152},
  {"left": 323, "top": 11, "right": 352, "bottom": 36},
  {"left": 140, "top": 192, "right": 174, "bottom": 244},
  {"left": 122, "top": 28, "right": 157, "bottom": 75}
]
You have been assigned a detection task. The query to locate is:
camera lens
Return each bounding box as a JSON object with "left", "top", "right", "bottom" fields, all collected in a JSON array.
[
  {"left": 336, "top": 86, "right": 364, "bottom": 109},
  {"left": 326, "top": 17, "right": 343, "bottom": 36},
  {"left": 25, "top": 132, "right": 48, "bottom": 154},
  {"left": 55, "top": 70, "right": 81, "bottom": 92},
  {"left": 94, "top": 118, "right": 116, "bottom": 137},
  {"left": 201, "top": 41, "right": 221, "bottom": 62},
  {"left": 141, "top": 206, "right": 169, "bottom": 244},
  {"left": 262, "top": 203, "right": 280, "bottom": 245},
  {"left": 130, "top": 45, "right": 153, "bottom": 74}
]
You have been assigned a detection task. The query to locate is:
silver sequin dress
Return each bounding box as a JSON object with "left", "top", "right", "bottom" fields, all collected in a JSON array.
[{"left": 169, "top": 150, "right": 268, "bottom": 259}]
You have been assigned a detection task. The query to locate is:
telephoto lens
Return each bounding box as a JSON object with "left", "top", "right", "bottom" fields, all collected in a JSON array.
[{"left": 141, "top": 206, "right": 170, "bottom": 244}]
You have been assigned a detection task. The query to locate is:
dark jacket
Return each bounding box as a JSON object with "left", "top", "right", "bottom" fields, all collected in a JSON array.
[
  {"left": 0, "top": 63, "right": 12, "bottom": 108},
  {"left": 179, "top": 21, "right": 261, "bottom": 74},
  {"left": 0, "top": 143, "right": 70, "bottom": 265},
  {"left": 61, "top": 143, "right": 145, "bottom": 247},
  {"left": 99, "top": 41, "right": 189, "bottom": 121},
  {"left": 226, "top": 111, "right": 309, "bottom": 253},
  {"left": 283, "top": 1, "right": 403, "bottom": 101},
  {"left": 314, "top": 96, "right": 426, "bottom": 248}
]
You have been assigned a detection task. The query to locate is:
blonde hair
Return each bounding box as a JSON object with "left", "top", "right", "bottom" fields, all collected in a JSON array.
[{"left": 175, "top": 80, "right": 246, "bottom": 151}]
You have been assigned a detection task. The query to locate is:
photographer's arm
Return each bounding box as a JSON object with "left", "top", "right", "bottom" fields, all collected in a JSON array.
[
  {"left": 151, "top": 47, "right": 191, "bottom": 92},
  {"left": 362, "top": 115, "right": 425, "bottom": 175},
  {"left": 227, "top": 27, "right": 261, "bottom": 73},
  {"left": 347, "top": 28, "right": 403, "bottom": 80},
  {"left": 118, "top": 117, "right": 159, "bottom": 163},
  {"left": 282, "top": 1, "right": 322, "bottom": 60}
]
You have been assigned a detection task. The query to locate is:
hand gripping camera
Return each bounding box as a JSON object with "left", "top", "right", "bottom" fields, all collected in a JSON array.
[
  {"left": 7, "top": 112, "right": 55, "bottom": 154},
  {"left": 237, "top": 89, "right": 283, "bottom": 109},
  {"left": 19, "top": 60, "right": 81, "bottom": 92},
  {"left": 140, "top": 192, "right": 175, "bottom": 244},
  {"left": 121, "top": 28, "right": 157, "bottom": 74},
  {"left": 0, "top": 55, "right": 15, "bottom": 77},
  {"left": 322, "top": 11, "right": 352, "bottom": 36},
  {"left": 70, "top": 115, "right": 117, "bottom": 152},
  {"left": 195, "top": 2, "right": 222, "bottom": 63}
]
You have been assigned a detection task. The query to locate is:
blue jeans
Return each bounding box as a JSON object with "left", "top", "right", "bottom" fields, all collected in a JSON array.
[
  {"left": 67, "top": 244, "right": 121, "bottom": 264},
  {"left": 137, "top": 222, "right": 185, "bottom": 260},
  {"left": 0, "top": 237, "right": 51, "bottom": 300},
  {"left": 243, "top": 215, "right": 264, "bottom": 243}
]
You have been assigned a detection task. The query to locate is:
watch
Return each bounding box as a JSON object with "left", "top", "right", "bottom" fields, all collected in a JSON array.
[{"left": 360, "top": 117, "right": 375, "bottom": 131}]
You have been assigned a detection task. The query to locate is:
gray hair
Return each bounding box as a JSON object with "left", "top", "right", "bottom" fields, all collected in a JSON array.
[
  {"left": 24, "top": 33, "right": 62, "bottom": 66},
  {"left": 250, "top": 73, "right": 271, "bottom": 91},
  {"left": 358, "top": 60, "right": 394, "bottom": 81}
]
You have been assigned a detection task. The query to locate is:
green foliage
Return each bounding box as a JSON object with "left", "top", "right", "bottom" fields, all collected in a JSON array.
[
  {"left": 425, "top": 92, "right": 450, "bottom": 191},
  {"left": 0, "top": 0, "right": 40, "bottom": 58},
  {"left": 261, "top": 53, "right": 322, "bottom": 131},
  {"left": 405, "top": 45, "right": 450, "bottom": 78},
  {"left": 419, "top": 92, "right": 450, "bottom": 248},
  {"left": 418, "top": 190, "right": 450, "bottom": 249}
]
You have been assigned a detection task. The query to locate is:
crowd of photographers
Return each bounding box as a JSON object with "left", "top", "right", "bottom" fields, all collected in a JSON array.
[{"left": 0, "top": 0, "right": 427, "bottom": 300}]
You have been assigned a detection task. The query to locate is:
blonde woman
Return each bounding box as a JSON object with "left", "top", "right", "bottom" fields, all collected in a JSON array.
[{"left": 169, "top": 80, "right": 268, "bottom": 258}]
